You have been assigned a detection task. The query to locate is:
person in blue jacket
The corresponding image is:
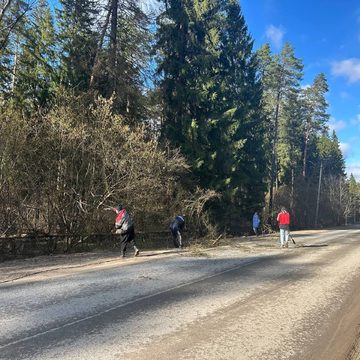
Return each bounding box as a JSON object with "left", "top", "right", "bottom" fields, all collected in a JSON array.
[
  {"left": 170, "top": 215, "right": 185, "bottom": 248},
  {"left": 252, "top": 211, "right": 261, "bottom": 236}
]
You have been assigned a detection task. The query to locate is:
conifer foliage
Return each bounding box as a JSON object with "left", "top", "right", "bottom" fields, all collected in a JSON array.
[{"left": 157, "top": 0, "right": 267, "bottom": 229}]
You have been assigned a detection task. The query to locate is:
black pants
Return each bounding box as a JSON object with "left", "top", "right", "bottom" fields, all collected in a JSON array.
[{"left": 119, "top": 226, "right": 137, "bottom": 255}]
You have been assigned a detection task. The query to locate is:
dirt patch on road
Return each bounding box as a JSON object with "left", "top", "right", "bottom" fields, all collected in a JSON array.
[
  {"left": 306, "top": 275, "right": 360, "bottom": 360},
  {"left": 347, "top": 328, "right": 360, "bottom": 360},
  {"left": 0, "top": 249, "right": 183, "bottom": 284}
]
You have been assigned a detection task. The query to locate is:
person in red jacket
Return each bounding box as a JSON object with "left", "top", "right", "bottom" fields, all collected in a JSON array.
[
  {"left": 277, "top": 206, "right": 290, "bottom": 248},
  {"left": 113, "top": 204, "right": 140, "bottom": 258}
]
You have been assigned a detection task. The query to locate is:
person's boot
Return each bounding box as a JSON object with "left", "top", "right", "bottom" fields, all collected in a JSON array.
[{"left": 134, "top": 247, "right": 140, "bottom": 257}]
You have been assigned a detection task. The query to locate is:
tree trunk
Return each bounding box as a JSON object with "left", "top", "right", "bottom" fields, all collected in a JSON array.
[
  {"left": 89, "top": 0, "right": 112, "bottom": 88},
  {"left": 315, "top": 160, "right": 323, "bottom": 227},
  {"left": 269, "top": 90, "right": 281, "bottom": 217},
  {"left": 11, "top": 45, "right": 17, "bottom": 92},
  {"left": 290, "top": 168, "right": 294, "bottom": 212},
  {"left": 338, "top": 177, "right": 342, "bottom": 224},
  {"left": 302, "top": 128, "right": 309, "bottom": 177},
  {"left": 108, "top": 0, "right": 119, "bottom": 92}
]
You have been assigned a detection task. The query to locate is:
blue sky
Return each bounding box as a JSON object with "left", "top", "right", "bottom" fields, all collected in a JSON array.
[{"left": 241, "top": 0, "right": 360, "bottom": 179}]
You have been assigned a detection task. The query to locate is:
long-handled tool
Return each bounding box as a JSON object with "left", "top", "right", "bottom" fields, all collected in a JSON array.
[{"left": 289, "top": 233, "right": 296, "bottom": 244}]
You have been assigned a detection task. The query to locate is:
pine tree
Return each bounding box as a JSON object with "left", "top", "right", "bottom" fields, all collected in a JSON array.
[
  {"left": 301, "top": 73, "right": 329, "bottom": 177},
  {"left": 277, "top": 90, "right": 303, "bottom": 183},
  {"left": 257, "top": 42, "right": 303, "bottom": 216}
]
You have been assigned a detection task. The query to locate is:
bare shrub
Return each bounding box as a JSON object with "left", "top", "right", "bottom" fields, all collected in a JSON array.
[
  {"left": 184, "top": 188, "right": 220, "bottom": 240},
  {"left": 0, "top": 95, "right": 217, "bottom": 247}
]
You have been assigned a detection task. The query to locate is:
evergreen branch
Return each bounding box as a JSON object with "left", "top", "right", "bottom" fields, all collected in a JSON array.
[
  {"left": 0, "top": 0, "right": 12, "bottom": 23},
  {"left": 0, "top": 1, "right": 35, "bottom": 51}
]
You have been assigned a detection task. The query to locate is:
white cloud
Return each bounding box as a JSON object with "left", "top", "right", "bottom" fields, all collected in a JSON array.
[
  {"left": 346, "top": 162, "right": 360, "bottom": 180},
  {"left": 265, "top": 25, "right": 285, "bottom": 49},
  {"left": 350, "top": 114, "right": 360, "bottom": 129},
  {"left": 139, "top": 0, "right": 162, "bottom": 15},
  {"left": 329, "top": 118, "right": 347, "bottom": 132},
  {"left": 331, "top": 58, "right": 360, "bottom": 83},
  {"left": 340, "top": 142, "right": 350, "bottom": 158}
]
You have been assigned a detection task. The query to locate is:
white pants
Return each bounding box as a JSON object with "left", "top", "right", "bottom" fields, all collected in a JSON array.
[
  {"left": 177, "top": 231, "right": 182, "bottom": 247},
  {"left": 280, "top": 228, "right": 289, "bottom": 247}
]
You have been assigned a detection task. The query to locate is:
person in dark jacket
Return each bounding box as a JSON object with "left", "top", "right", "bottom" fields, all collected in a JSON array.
[
  {"left": 170, "top": 215, "right": 185, "bottom": 248},
  {"left": 113, "top": 205, "right": 139, "bottom": 257}
]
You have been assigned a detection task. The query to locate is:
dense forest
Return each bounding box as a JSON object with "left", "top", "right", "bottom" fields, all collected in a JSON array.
[{"left": 0, "top": 0, "right": 359, "bottom": 241}]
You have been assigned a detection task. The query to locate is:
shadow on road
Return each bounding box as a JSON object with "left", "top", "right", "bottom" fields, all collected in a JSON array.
[{"left": 300, "top": 244, "right": 328, "bottom": 248}]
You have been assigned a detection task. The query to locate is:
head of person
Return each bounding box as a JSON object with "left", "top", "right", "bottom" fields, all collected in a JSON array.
[
  {"left": 115, "top": 204, "right": 123, "bottom": 213},
  {"left": 281, "top": 206, "right": 286, "bottom": 212}
]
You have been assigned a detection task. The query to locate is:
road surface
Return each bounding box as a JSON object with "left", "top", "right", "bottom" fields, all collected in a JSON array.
[{"left": 1, "top": 228, "right": 360, "bottom": 360}]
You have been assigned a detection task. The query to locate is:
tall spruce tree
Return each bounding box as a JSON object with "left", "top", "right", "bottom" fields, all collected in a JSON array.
[
  {"left": 215, "top": 0, "right": 267, "bottom": 220},
  {"left": 89, "top": 0, "right": 151, "bottom": 121},
  {"left": 157, "top": 0, "right": 267, "bottom": 229},
  {"left": 0, "top": 0, "right": 30, "bottom": 98},
  {"left": 156, "top": 0, "right": 196, "bottom": 149},
  {"left": 329, "top": 131, "right": 345, "bottom": 176},
  {"left": 56, "top": 0, "right": 98, "bottom": 91},
  {"left": 317, "top": 130, "right": 345, "bottom": 177},
  {"left": 11, "top": 0, "right": 56, "bottom": 110},
  {"left": 346, "top": 174, "right": 360, "bottom": 224}
]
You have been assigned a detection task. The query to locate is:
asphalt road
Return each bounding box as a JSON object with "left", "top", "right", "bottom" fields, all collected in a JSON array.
[{"left": 1, "top": 228, "right": 360, "bottom": 360}]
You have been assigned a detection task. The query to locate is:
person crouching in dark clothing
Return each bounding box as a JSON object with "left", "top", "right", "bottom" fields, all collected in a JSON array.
[
  {"left": 170, "top": 215, "right": 185, "bottom": 248},
  {"left": 113, "top": 205, "right": 139, "bottom": 257}
]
